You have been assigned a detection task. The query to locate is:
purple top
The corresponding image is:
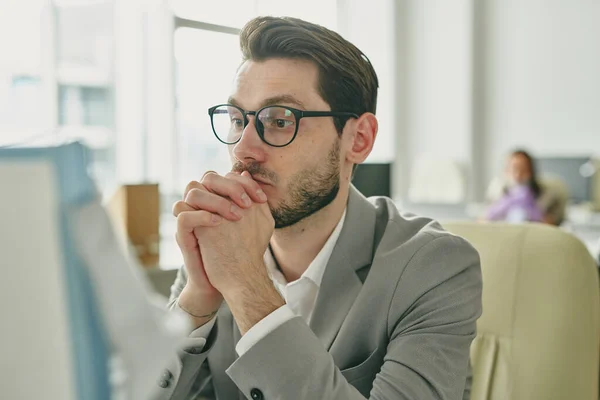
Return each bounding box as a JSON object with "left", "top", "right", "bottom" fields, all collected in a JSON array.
[{"left": 487, "top": 185, "right": 543, "bottom": 222}]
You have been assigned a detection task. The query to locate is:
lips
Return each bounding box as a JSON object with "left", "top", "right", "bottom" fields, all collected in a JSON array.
[{"left": 251, "top": 175, "right": 272, "bottom": 186}]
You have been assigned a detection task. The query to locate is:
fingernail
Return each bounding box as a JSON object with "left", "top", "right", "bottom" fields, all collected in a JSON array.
[
  {"left": 256, "top": 189, "right": 267, "bottom": 202},
  {"left": 230, "top": 204, "right": 242, "bottom": 218},
  {"left": 241, "top": 192, "right": 252, "bottom": 207},
  {"left": 211, "top": 214, "right": 221, "bottom": 224}
]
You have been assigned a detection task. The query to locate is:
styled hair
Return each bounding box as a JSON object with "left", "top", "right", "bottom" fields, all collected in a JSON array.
[
  {"left": 239, "top": 16, "right": 379, "bottom": 133},
  {"left": 509, "top": 149, "right": 542, "bottom": 198}
]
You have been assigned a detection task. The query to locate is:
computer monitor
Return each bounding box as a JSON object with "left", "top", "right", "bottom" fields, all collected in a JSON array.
[
  {"left": 351, "top": 163, "right": 391, "bottom": 198},
  {"left": 537, "top": 157, "right": 593, "bottom": 204}
]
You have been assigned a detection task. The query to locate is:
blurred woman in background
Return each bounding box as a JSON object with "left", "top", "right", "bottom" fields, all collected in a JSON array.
[{"left": 486, "top": 149, "right": 545, "bottom": 223}]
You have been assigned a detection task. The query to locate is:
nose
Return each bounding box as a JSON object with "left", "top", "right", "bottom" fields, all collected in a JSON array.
[{"left": 231, "top": 115, "right": 267, "bottom": 163}]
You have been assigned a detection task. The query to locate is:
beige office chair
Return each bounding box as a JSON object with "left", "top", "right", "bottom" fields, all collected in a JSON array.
[
  {"left": 485, "top": 177, "right": 569, "bottom": 225},
  {"left": 444, "top": 222, "right": 600, "bottom": 400},
  {"left": 538, "top": 178, "right": 569, "bottom": 225}
]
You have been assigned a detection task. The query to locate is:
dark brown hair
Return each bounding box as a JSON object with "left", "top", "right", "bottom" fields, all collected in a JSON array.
[
  {"left": 509, "top": 149, "right": 542, "bottom": 198},
  {"left": 239, "top": 16, "right": 379, "bottom": 133}
]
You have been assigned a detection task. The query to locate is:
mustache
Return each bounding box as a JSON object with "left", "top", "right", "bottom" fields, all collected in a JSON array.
[{"left": 231, "top": 161, "right": 278, "bottom": 184}]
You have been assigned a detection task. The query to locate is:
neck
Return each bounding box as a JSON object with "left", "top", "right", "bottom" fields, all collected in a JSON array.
[{"left": 270, "top": 184, "right": 349, "bottom": 283}]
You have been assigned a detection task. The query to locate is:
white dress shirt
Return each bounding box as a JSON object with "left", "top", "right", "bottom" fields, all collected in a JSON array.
[{"left": 180, "top": 209, "right": 347, "bottom": 357}]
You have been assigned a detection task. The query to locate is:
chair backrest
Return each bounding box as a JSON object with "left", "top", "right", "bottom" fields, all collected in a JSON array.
[
  {"left": 539, "top": 178, "right": 570, "bottom": 225},
  {"left": 443, "top": 222, "right": 599, "bottom": 400}
]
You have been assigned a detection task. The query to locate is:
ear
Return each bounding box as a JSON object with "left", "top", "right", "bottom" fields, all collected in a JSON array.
[{"left": 344, "top": 113, "right": 378, "bottom": 165}]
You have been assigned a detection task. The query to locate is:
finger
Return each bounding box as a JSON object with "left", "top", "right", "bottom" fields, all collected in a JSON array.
[
  {"left": 185, "top": 188, "right": 243, "bottom": 221},
  {"left": 237, "top": 171, "right": 269, "bottom": 203},
  {"left": 177, "top": 210, "right": 222, "bottom": 234},
  {"left": 224, "top": 172, "right": 268, "bottom": 203},
  {"left": 259, "top": 201, "right": 275, "bottom": 226},
  {"left": 183, "top": 180, "right": 206, "bottom": 201},
  {"left": 202, "top": 172, "right": 266, "bottom": 208},
  {"left": 172, "top": 200, "right": 195, "bottom": 217}
]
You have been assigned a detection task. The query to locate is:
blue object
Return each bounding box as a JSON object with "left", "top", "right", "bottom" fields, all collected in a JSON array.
[{"left": 0, "top": 142, "right": 111, "bottom": 400}]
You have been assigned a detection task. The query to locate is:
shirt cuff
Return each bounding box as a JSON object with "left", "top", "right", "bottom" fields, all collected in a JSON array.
[
  {"left": 189, "top": 317, "right": 216, "bottom": 339},
  {"left": 235, "top": 304, "right": 296, "bottom": 357}
]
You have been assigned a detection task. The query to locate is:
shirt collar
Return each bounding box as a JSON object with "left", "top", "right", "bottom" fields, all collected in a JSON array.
[{"left": 264, "top": 208, "right": 347, "bottom": 288}]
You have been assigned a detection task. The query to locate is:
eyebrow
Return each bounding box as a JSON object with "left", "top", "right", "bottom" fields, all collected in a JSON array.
[{"left": 227, "top": 95, "right": 307, "bottom": 110}]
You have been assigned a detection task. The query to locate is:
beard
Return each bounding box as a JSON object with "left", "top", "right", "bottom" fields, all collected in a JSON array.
[{"left": 231, "top": 141, "right": 341, "bottom": 229}]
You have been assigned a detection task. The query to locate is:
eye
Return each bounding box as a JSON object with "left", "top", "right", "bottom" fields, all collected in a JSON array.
[
  {"left": 262, "top": 117, "right": 294, "bottom": 129},
  {"left": 275, "top": 119, "right": 293, "bottom": 128},
  {"left": 231, "top": 118, "right": 244, "bottom": 128}
]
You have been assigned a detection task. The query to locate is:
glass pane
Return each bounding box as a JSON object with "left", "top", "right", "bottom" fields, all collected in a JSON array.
[
  {"left": 56, "top": 2, "right": 113, "bottom": 71},
  {"left": 170, "top": 0, "right": 250, "bottom": 28},
  {"left": 55, "top": 2, "right": 115, "bottom": 192},
  {"left": 0, "top": 0, "right": 45, "bottom": 143},
  {"left": 59, "top": 85, "right": 113, "bottom": 127},
  {"left": 174, "top": 28, "right": 241, "bottom": 189},
  {"left": 255, "top": 0, "right": 337, "bottom": 30},
  {"left": 171, "top": 0, "right": 338, "bottom": 30}
]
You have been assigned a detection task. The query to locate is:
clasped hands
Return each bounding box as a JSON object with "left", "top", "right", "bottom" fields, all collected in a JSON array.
[{"left": 174, "top": 170, "right": 284, "bottom": 331}]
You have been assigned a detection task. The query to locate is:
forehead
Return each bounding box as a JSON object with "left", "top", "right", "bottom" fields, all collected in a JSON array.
[
  {"left": 509, "top": 154, "right": 529, "bottom": 167},
  {"left": 230, "top": 58, "right": 326, "bottom": 109}
]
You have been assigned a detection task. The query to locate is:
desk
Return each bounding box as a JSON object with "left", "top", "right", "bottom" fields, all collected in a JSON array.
[
  {"left": 563, "top": 206, "right": 600, "bottom": 265},
  {"left": 563, "top": 224, "right": 600, "bottom": 266}
]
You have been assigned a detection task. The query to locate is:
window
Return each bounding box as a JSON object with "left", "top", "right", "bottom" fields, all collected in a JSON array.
[
  {"left": 55, "top": 0, "right": 116, "bottom": 190},
  {"left": 174, "top": 28, "right": 241, "bottom": 187},
  {"left": 59, "top": 86, "right": 113, "bottom": 127},
  {"left": 0, "top": 0, "right": 117, "bottom": 191},
  {"left": 0, "top": 0, "right": 45, "bottom": 144},
  {"left": 171, "top": 0, "right": 251, "bottom": 28}
]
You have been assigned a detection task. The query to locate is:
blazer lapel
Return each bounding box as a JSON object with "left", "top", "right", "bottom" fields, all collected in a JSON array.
[{"left": 309, "top": 185, "right": 377, "bottom": 350}]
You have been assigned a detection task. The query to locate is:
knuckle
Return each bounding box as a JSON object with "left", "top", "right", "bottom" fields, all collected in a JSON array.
[
  {"left": 201, "top": 171, "right": 219, "bottom": 184},
  {"left": 184, "top": 180, "right": 202, "bottom": 195},
  {"left": 171, "top": 200, "right": 187, "bottom": 216},
  {"left": 185, "top": 188, "right": 206, "bottom": 203},
  {"left": 176, "top": 213, "right": 188, "bottom": 231}
]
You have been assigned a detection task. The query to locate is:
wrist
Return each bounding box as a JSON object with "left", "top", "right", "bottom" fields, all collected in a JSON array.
[
  {"left": 179, "top": 282, "right": 223, "bottom": 317},
  {"left": 217, "top": 257, "right": 270, "bottom": 298},
  {"left": 223, "top": 276, "right": 285, "bottom": 335}
]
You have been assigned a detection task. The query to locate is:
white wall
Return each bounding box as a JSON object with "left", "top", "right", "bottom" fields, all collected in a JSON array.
[
  {"left": 394, "top": 0, "right": 600, "bottom": 201},
  {"left": 393, "top": 0, "right": 474, "bottom": 200},
  {"left": 338, "top": 0, "right": 396, "bottom": 163},
  {"left": 479, "top": 0, "right": 600, "bottom": 185},
  {"left": 406, "top": 0, "right": 473, "bottom": 163}
]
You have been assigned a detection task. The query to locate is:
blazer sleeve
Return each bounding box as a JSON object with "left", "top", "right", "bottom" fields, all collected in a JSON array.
[
  {"left": 152, "top": 266, "right": 219, "bottom": 400},
  {"left": 225, "top": 234, "right": 483, "bottom": 399}
]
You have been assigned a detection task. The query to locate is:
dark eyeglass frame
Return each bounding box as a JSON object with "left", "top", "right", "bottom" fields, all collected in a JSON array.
[{"left": 207, "top": 103, "right": 360, "bottom": 148}]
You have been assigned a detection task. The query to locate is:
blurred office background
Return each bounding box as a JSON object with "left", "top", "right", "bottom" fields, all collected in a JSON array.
[{"left": 1, "top": 0, "right": 599, "bottom": 269}]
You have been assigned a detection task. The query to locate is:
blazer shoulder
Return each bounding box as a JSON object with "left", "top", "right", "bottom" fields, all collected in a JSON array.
[
  {"left": 368, "top": 196, "right": 481, "bottom": 286},
  {"left": 370, "top": 196, "right": 477, "bottom": 254}
]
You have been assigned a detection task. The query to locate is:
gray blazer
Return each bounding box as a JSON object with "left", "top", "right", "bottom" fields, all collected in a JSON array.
[{"left": 158, "top": 186, "right": 482, "bottom": 399}]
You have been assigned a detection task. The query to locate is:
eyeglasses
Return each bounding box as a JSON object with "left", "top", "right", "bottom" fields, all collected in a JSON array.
[{"left": 207, "top": 104, "right": 359, "bottom": 147}]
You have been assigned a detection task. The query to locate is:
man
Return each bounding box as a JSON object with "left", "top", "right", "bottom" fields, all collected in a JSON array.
[{"left": 158, "top": 16, "right": 482, "bottom": 400}]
